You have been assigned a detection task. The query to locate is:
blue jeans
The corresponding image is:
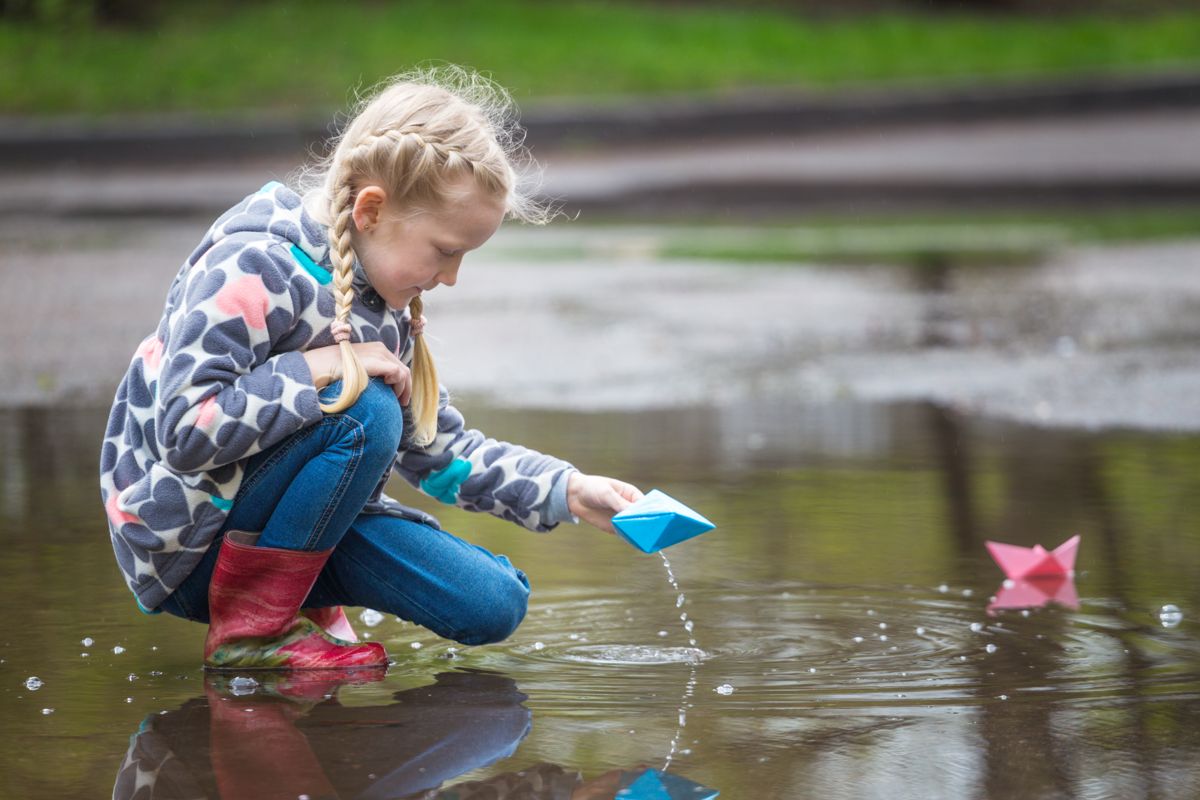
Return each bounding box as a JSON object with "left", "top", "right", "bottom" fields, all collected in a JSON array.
[{"left": 159, "top": 378, "right": 530, "bottom": 646}]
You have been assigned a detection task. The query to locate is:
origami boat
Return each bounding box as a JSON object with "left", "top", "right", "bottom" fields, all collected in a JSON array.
[
  {"left": 611, "top": 490, "right": 716, "bottom": 554},
  {"left": 985, "top": 534, "right": 1080, "bottom": 580}
]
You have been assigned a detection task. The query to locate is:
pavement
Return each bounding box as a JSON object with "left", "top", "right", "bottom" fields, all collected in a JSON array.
[
  {"left": 2, "top": 76, "right": 1198, "bottom": 432},
  {"left": 4, "top": 212, "right": 1199, "bottom": 432},
  {"left": 4, "top": 108, "right": 1200, "bottom": 220},
  {"left": 3, "top": 72, "right": 1200, "bottom": 218}
]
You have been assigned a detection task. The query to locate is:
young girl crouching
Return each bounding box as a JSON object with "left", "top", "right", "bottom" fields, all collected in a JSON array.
[{"left": 98, "top": 66, "right": 642, "bottom": 670}]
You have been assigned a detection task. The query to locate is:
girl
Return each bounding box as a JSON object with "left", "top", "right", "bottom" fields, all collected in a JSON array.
[{"left": 98, "top": 66, "right": 643, "bottom": 670}]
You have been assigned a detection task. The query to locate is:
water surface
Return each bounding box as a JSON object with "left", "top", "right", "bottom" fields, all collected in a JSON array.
[{"left": 2, "top": 399, "right": 1197, "bottom": 798}]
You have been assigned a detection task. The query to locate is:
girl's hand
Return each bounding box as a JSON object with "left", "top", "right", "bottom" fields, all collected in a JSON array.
[
  {"left": 303, "top": 343, "right": 413, "bottom": 405},
  {"left": 566, "top": 472, "right": 644, "bottom": 533}
]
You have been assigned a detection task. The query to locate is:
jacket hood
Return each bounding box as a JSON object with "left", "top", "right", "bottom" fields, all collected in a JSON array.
[{"left": 220, "top": 181, "right": 384, "bottom": 310}]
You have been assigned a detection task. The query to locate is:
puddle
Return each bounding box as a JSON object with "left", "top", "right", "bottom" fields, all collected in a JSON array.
[{"left": 1, "top": 400, "right": 1198, "bottom": 797}]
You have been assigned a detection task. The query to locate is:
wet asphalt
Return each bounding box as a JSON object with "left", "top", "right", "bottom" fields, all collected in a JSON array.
[{"left": 2, "top": 107, "right": 1197, "bottom": 431}]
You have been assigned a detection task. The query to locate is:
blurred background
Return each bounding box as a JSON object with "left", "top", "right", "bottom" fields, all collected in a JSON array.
[{"left": 1, "top": 3, "right": 1199, "bottom": 799}]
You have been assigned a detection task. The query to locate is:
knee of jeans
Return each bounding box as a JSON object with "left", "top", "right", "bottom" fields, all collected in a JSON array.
[
  {"left": 346, "top": 377, "right": 405, "bottom": 453},
  {"left": 454, "top": 567, "right": 530, "bottom": 646}
]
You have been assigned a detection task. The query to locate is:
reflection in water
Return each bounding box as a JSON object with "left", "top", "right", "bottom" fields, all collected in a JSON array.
[
  {"left": 115, "top": 670, "right": 532, "bottom": 799},
  {"left": 988, "top": 576, "right": 1080, "bottom": 616},
  {"left": 113, "top": 670, "right": 714, "bottom": 800}
]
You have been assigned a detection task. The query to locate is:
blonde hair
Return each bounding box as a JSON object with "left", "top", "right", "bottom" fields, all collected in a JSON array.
[{"left": 297, "top": 65, "right": 553, "bottom": 446}]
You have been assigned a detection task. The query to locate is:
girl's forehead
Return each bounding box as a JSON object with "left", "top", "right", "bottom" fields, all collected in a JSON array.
[{"left": 425, "top": 190, "right": 505, "bottom": 245}]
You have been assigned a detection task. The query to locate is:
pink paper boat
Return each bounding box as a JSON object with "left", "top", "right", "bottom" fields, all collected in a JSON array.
[
  {"left": 987, "top": 575, "right": 1080, "bottom": 616},
  {"left": 985, "top": 534, "right": 1080, "bottom": 580}
]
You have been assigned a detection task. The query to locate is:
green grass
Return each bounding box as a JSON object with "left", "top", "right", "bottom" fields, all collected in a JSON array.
[{"left": 2, "top": 0, "right": 1200, "bottom": 116}]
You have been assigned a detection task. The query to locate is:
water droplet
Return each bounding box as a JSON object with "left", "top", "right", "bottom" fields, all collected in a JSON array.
[
  {"left": 937, "top": 584, "right": 949, "bottom": 593},
  {"left": 125, "top": 697, "right": 132, "bottom": 703},
  {"left": 229, "top": 676, "right": 259, "bottom": 696},
  {"left": 359, "top": 609, "right": 384, "bottom": 627},
  {"left": 878, "top": 623, "right": 888, "bottom": 630},
  {"left": 80, "top": 653, "right": 89, "bottom": 658},
  {"left": 676, "top": 593, "right": 685, "bottom": 608},
  {"left": 915, "top": 626, "right": 926, "bottom": 635},
  {"left": 658, "top": 630, "right": 669, "bottom": 638},
  {"left": 962, "top": 589, "right": 974, "bottom": 598},
  {"left": 684, "top": 621, "right": 694, "bottom": 633},
  {"left": 998, "top": 694, "right": 1009, "bottom": 700},
  {"left": 81, "top": 637, "right": 94, "bottom": 647},
  {"left": 532, "top": 641, "right": 545, "bottom": 651},
  {"left": 879, "top": 635, "right": 889, "bottom": 642},
  {"left": 42, "top": 708, "right": 54, "bottom": 715},
  {"left": 970, "top": 622, "right": 984, "bottom": 633},
  {"left": 127, "top": 673, "right": 138, "bottom": 682},
  {"left": 112, "top": 646, "right": 126, "bottom": 655},
  {"left": 985, "top": 644, "right": 997, "bottom": 654},
  {"left": 568, "top": 633, "right": 581, "bottom": 641},
  {"left": 410, "top": 642, "right": 422, "bottom": 649},
  {"left": 714, "top": 684, "right": 734, "bottom": 695},
  {"left": 852, "top": 636, "right": 864, "bottom": 644},
  {"left": 808, "top": 667, "right": 817, "bottom": 673},
  {"left": 867, "top": 609, "right": 876, "bottom": 616},
  {"left": 24, "top": 677, "right": 43, "bottom": 691},
  {"left": 1159, "top": 604, "right": 1183, "bottom": 628},
  {"left": 1021, "top": 609, "right": 1031, "bottom": 617}
]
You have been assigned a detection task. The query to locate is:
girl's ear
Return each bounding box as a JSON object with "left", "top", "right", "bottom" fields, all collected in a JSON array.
[{"left": 351, "top": 185, "right": 388, "bottom": 232}]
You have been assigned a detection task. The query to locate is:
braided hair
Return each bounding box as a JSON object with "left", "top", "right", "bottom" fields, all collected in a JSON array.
[{"left": 296, "top": 65, "right": 554, "bottom": 446}]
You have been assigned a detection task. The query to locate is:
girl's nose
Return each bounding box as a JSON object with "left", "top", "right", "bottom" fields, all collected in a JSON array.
[{"left": 439, "top": 260, "right": 461, "bottom": 287}]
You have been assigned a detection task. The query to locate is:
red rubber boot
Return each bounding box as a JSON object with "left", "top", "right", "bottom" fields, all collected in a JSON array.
[
  {"left": 203, "top": 531, "right": 388, "bottom": 670},
  {"left": 301, "top": 606, "right": 360, "bottom": 643}
]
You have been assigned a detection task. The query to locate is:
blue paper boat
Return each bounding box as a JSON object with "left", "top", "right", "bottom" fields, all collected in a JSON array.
[
  {"left": 615, "top": 768, "right": 719, "bottom": 799},
  {"left": 611, "top": 490, "right": 715, "bottom": 553}
]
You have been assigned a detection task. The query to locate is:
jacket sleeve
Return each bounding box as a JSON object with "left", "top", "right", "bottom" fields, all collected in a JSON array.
[
  {"left": 393, "top": 387, "right": 577, "bottom": 532},
  {"left": 154, "top": 239, "right": 324, "bottom": 474}
]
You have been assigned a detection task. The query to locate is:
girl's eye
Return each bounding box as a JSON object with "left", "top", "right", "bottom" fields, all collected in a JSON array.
[{"left": 437, "top": 248, "right": 457, "bottom": 258}]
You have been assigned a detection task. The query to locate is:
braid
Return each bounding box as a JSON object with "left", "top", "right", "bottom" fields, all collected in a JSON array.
[
  {"left": 317, "top": 179, "right": 370, "bottom": 414},
  {"left": 344, "top": 127, "right": 474, "bottom": 201},
  {"left": 336, "top": 127, "right": 466, "bottom": 443},
  {"left": 407, "top": 294, "right": 439, "bottom": 446}
]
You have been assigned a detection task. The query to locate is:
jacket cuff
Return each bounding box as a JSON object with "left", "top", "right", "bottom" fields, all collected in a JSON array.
[{"left": 542, "top": 468, "right": 579, "bottom": 527}]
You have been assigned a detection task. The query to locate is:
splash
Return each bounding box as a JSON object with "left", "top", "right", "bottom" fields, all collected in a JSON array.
[{"left": 660, "top": 551, "right": 699, "bottom": 772}]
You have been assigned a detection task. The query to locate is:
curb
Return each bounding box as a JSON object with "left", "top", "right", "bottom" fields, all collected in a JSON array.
[{"left": 2, "top": 71, "right": 1199, "bottom": 167}]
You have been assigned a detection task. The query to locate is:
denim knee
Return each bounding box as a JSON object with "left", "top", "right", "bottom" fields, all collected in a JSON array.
[
  {"left": 327, "top": 377, "right": 405, "bottom": 457},
  {"left": 455, "top": 562, "right": 530, "bottom": 646}
]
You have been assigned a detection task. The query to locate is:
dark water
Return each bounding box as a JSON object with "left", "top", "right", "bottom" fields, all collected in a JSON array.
[{"left": 1, "top": 399, "right": 1198, "bottom": 799}]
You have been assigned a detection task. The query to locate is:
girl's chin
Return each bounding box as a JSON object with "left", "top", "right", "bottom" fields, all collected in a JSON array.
[{"left": 384, "top": 289, "right": 421, "bottom": 309}]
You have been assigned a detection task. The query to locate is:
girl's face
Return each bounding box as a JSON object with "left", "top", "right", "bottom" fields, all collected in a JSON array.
[{"left": 351, "top": 175, "right": 506, "bottom": 311}]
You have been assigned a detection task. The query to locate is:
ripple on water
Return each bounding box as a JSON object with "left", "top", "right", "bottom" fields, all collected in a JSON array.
[
  {"left": 477, "top": 583, "right": 1199, "bottom": 715},
  {"left": 551, "top": 644, "right": 708, "bottom": 666}
]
